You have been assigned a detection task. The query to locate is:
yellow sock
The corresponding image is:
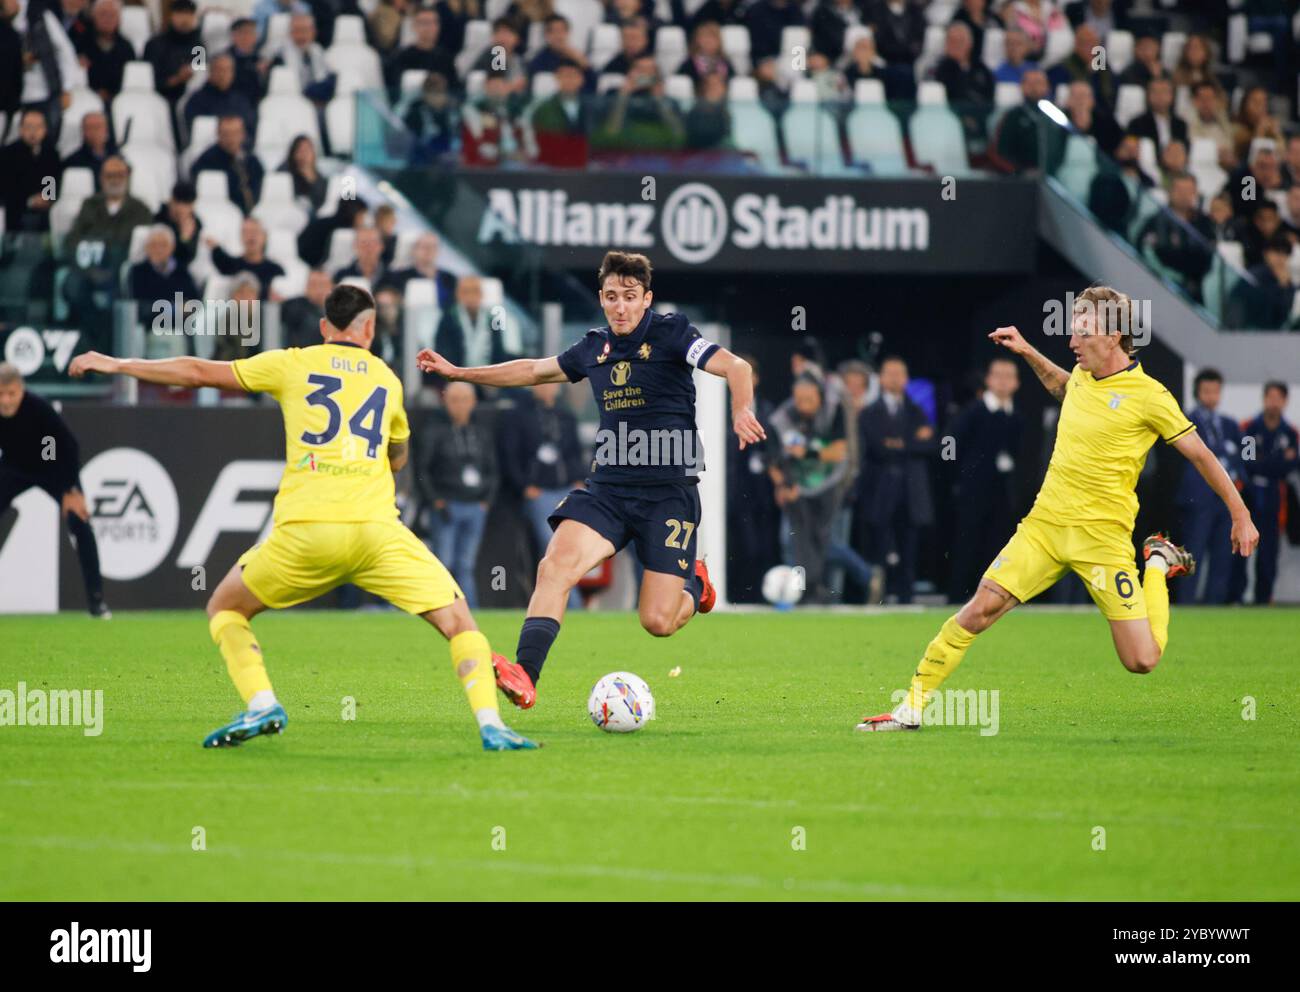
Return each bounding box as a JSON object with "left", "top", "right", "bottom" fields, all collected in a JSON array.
[
  {"left": 1144, "top": 565, "right": 1170, "bottom": 654},
  {"left": 905, "top": 615, "right": 977, "bottom": 715},
  {"left": 450, "top": 630, "right": 500, "bottom": 724},
  {"left": 209, "top": 610, "right": 272, "bottom": 705}
]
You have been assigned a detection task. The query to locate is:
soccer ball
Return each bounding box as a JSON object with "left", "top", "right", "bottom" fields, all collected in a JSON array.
[
  {"left": 762, "top": 565, "right": 804, "bottom": 607},
  {"left": 588, "top": 672, "right": 654, "bottom": 732}
]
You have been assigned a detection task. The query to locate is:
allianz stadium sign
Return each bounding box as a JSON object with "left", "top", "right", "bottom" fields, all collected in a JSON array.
[{"left": 465, "top": 173, "right": 1035, "bottom": 273}]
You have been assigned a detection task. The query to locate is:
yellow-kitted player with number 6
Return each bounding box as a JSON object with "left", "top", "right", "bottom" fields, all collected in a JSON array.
[{"left": 70, "top": 285, "right": 538, "bottom": 751}]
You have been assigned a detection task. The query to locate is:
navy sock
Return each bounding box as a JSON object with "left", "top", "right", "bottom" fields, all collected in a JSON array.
[
  {"left": 686, "top": 570, "right": 702, "bottom": 613},
  {"left": 516, "top": 616, "right": 561, "bottom": 685}
]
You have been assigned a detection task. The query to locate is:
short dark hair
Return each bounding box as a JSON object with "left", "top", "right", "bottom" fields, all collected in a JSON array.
[
  {"left": 491, "top": 16, "right": 518, "bottom": 33},
  {"left": 1192, "top": 80, "right": 1218, "bottom": 96},
  {"left": 171, "top": 180, "right": 197, "bottom": 203},
  {"left": 554, "top": 56, "right": 583, "bottom": 72},
  {"left": 597, "top": 250, "right": 652, "bottom": 292},
  {"left": 1264, "top": 380, "right": 1289, "bottom": 398},
  {"left": 231, "top": 17, "right": 255, "bottom": 31},
  {"left": 325, "top": 285, "right": 375, "bottom": 331},
  {"left": 544, "top": 13, "right": 569, "bottom": 29},
  {"left": 987, "top": 355, "right": 1018, "bottom": 373},
  {"left": 171, "top": 0, "right": 197, "bottom": 12},
  {"left": 1263, "top": 233, "right": 1291, "bottom": 255},
  {"left": 880, "top": 354, "right": 908, "bottom": 370},
  {"left": 1194, "top": 368, "right": 1223, "bottom": 394}
]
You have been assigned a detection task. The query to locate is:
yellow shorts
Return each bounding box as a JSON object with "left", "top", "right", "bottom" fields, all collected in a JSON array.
[
  {"left": 982, "top": 516, "right": 1146, "bottom": 620},
  {"left": 238, "top": 520, "right": 463, "bottom": 614}
]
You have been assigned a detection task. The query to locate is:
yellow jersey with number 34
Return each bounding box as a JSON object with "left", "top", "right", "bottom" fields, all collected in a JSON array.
[
  {"left": 1027, "top": 360, "right": 1195, "bottom": 532},
  {"left": 230, "top": 343, "right": 410, "bottom": 524}
]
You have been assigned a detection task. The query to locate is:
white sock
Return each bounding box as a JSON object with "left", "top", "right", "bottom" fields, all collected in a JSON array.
[
  {"left": 248, "top": 690, "right": 278, "bottom": 712},
  {"left": 892, "top": 699, "right": 922, "bottom": 726},
  {"left": 475, "top": 708, "right": 505, "bottom": 730},
  {"left": 1147, "top": 554, "right": 1169, "bottom": 575}
]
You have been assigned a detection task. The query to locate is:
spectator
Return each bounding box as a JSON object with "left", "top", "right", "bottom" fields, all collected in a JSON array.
[
  {"left": 857, "top": 355, "right": 936, "bottom": 605},
  {"left": 684, "top": 71, "right": 730, "bottom": 150},
  {"left": 298, "top": 194, "right": 368, "bottom": 267},
  {"left": 678, "top": 19, "right": 733, "bottom": 84},
  {"left": 460, "top": 69, "right": 532, "bottom": 164},
  {"left": 386, "top": 231, "right": 456, "bottom": 307},
  {"left": 1058, "top": 23, "right": 1114, "bottom": 109},
  {"left": 0, "top": 16, "right": 20, "bottom": 129},
  {"left": 418, "top": 381, "right": 498, "bottom": 607},
  {"left": 863, "top": 0, "right": 922, "bottom": 98},
  {"left": 61, "top": 109, "right": 116, "bottom": 185},
  {"left": 375, "top": 203, "right": 399, "bottom": 265},
  {"left": 806, "top": 49, "right": 845, "bottom": 102},
  {"left": 433, "top": 0, "right": 482, "bottom": 56},
  {"left": 1001, "top": 0, "right": 1066, "bottom": 59},
  {"left": 1177, "top": 368, "right": 1244, "bottom": 604},
  {"left": 402, "top": 70, "right": 460, "bottom": 163},
  {"left": 371, "top": 283, "right": 404, "bottom": 365},
  {"left": 723, "top": 353, "right": 781, "bottom": 602},
  {"left": 143, "top": 0, "right": 202, "bottom": 107},
  {"left": 993, "top": 27, "right": 1037, "bottom": 84},
  {"left": 933, "top": 21, "right": 994, "bottom": 143},
  {"left": 1063, "top": 0, "right": 1125, "bottom": 41},
  {"left": 1157, "top": 138, "right": 1188, "bottom": 191},
  {"left": 368, "top": 0, "right": 411, "bottom": 56},
  {"left": 153, "top": 180, "right": 202, "bottom": 266},
  {"left": 208, "top": 217, "right": 285, "bottom": 300},
  {"left": 0, "top": 108, "right": 59, "bottom": 233},
  {"left": 128, "top": 224, "right": 200, "bottom": 328},
  {"left": 270, "top": 12, "right": 336, "bottom": 103},
  {"left": 64, "top": 153, "right": 149, "bottom": 250},
  {"left": 1283, "top": 185, "right": 1300, "bottom": 236},
  {"left": 281, "top": 269, "right": 333, "bottom": 348},
  {"left": 954, "top": 1, "right": 997, "bottom": 56},
  {"left": 192, "top": 114, "right": 265, "bottom": 214},
  {"left": 184, "top": 51, "right": 258, "bottom": 136},
  {"left": 843, "top": 33, "right": 886, "bottom": 91},
  {"left": 55, "top": 0, "right": 92, "bottom": 49},
  {"left": 529, "top": 57, "right": 591, "bottom": 167},
  {"left": 1228, "top": 138, "right": 1286, "bottom": 216},
  {"left": 1281, "top": 133, "right": 1300, "bottom": 187},
  {"left": 433, "top": 274, "right": 516, "bottom": 370},
  {"left": 504, "top": 0, "right": 554, "bottom": 37},
  {"left": 1229, "top": 234, "right": 1297, "bottom": 329},
  {"left": 595, "top": 54, "right": 684, "bottom": 151},
  {"left": 1208, "top": 191, "right": 1235, "bottom": 240},
  {"left": 77, "top": 0, "right": 133, "bottom": 104},
  {"left": 1064, "top": 78, "right": 1121, "bottom": 156},
  {"left": 1230, "top": 85, "right": 1283, "bottom": 165},
  {"left": 1087, "top": 133, "right": 1151, "bottom": 234},
  {"left": 527, "top": 13, "right": 592, "bottom": 83},
  {"left": 228, "top": 17, "right": 266, "bottom": 105},
  {"left": 947, "top": 356, "right": 1022, "bottom": 603},
  {"left": 385, "top": 4, "right": 458, "bottom": 96},
  {"left": 8, "top": 0, "right": 86, "bottom": 137},
  {"left": 472, "top": 17, "right": 527, "bottom": 92},
  {"left": 601, "top": 16, "right": 651, "bottom": 74},
  {"left": 1137, "top": 171, "right": 1214, "bottom": 300},
  {"left": 744, "top": 0, "right": 804, "bottom": 63},
  {"left": 684, "top": 0, "right": 743, "bottom": 31},
  {"left": 252, "top": 0, "right": 309, "bottom": 40},
  {"left": 769, "top": 374, "right": 870, "bottom": 604},
  {"left": 1127, "top": 76, "right": 1186, "bottom": 157},
  {"left": 279, "top": 134, "right": 328, "bottom": 213},
  {"left": 606, "top": 0, "right": 653, "bottom": 32},
  {"left": 498, "top": 380, "right": 586, "bottom": 604},
  {"left": 1237, "top": 382, "right": 1298, "bottom": 604},
  {"left": 1183, "top": 80, "right": 1234, "bottom": 170},
  {"left": 991, "top": 68, "right": 1053, "bottom": 173},
  {"left": 1171, "top": 33, "right": 1218, "bottom": 94},
  {"left": 212, "top": 272, "right": 262, "bottom": 363},
  {"left": 334, "top": 225, "right": 390, "bottom": 287},
  {"left": 1239, "top": 200, "right": 1285, "bottom": 269},
  {"left": 1117, "top": 29, "right": 1163, "bottom": 88},
  {"left": 811, "top": 0, "right": 864, "bottom": 63}
]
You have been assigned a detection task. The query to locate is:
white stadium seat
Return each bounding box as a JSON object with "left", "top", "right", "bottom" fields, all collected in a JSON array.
[
  {"left": 909, "top": 103, "right": 970, "bottom": 176},
  {"left": 120, "top": 5, "right": 153, "bottom": 58},
  {"left": 720, "top": 24, "right": 751, "bottom": 76},
  {"left": 1114, "top": 84, "right": 1146, "bottom": 128},
  {"left": 1106, "top": 30, "right": 1134, "bottom": 74}
]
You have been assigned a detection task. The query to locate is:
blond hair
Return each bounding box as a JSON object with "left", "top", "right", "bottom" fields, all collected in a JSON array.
[{"left": 1072, "top": 285, "right": 1138, "bottom": 355}]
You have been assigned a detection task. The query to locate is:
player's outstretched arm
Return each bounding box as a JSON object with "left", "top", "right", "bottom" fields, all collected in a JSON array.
[
  {"left": 988, "top": 325, "right": 1069, "bottom": 401},
  {"left": 415, "top": 349, "right": 568, "bottom": 386},
  {"left": 68, "top": 351, "right": 241, "bottom": 390},
  {"left": 701, "top": 348, "right": 767, "bottom": 449},
  {"left": 1172, "top": 431, "right": 1260, "bottom": 556}
]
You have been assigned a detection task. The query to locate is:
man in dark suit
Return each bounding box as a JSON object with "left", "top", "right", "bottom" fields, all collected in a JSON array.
[
  {"left": 191, "top": 115, "right": 264, "bottom": 214},
  {"left": 858, "top": 356, "right": 936, "bottom": 604},
  {"left": 0, "top": 108, "right": 60, "bottom": 233},
  {"left": 1177, "top": 368, "right": 1244, "bottom": 604},
  {"left": 1126, "top": 76, "right": 1187, "bottom": 157},
  {"left": 947, "top": 356, "right": 1023, "bottom": 603},
  {"left": 432, "top": 275, "right": 517, "bottom": 376}
]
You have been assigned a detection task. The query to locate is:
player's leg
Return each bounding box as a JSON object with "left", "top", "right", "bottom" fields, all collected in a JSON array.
[
  {"left": 637, "top": 570, "right": 692, "bottom": 636},
  {"left": 631, "top": 483, "right": 709, "bottom": 636},
  {"left": 859, "top": 518, "right": 1064, "bottom": 732},
  {"left": 42, "top": 477, "right": 109, "bottom": 617}
]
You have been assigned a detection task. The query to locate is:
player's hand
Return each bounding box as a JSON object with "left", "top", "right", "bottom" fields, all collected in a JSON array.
[
  {"left": 415, "top": 349, "right": 460, "bottom": 380},
  {"left": 1231, "top": 513, "right": 1259, "bottom": 557},
  {"left": 68, "top": 351, "right": 118, "bottom": 378},
  {"left": 733, "top": 408, "right": 766, "bottom": 449},
  {"left": 61, "top": 488, "right": 90, "bottom": 522},
  {"left": 989, "top": 325, "right": 1029, "bottom": 355}
]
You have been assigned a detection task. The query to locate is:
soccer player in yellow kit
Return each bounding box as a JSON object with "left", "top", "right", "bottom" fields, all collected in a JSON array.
[
  {"left": 69, "top": 286, "right": 537, "bottom": 750},
  {"left": 859, "top": 286, "right": 1260, "bottom": 732}
]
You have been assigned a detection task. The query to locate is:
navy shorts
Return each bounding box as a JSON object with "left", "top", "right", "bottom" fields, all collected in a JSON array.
[{"left": 548, "top": 480, "right": 701, "bottom": 578}]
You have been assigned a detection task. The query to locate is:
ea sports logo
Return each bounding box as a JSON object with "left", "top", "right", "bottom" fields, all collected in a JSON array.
[
  {"left": 661, "top": 183, "right": 728, "bottom": 264},
  {"left": 80, "top": 448, "right": 180, "bottom": 580}
]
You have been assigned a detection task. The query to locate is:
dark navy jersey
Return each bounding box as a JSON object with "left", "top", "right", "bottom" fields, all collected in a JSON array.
[{"left": 556, "top": 309, "right": 719, "bottom": 486}]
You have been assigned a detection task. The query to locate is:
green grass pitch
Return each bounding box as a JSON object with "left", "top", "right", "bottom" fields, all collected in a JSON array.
[{"left": 2, "top": 607, "right": 1297, "bottom": 901}]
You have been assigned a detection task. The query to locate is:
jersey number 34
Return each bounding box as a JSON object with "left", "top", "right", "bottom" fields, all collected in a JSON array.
[{"left": 301, "top": 373, "right": 389, "bottom": 458}]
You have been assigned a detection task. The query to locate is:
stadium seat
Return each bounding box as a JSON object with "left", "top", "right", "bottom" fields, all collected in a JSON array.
[
  {"left": 1216, "top": 240, "right": 1245, "bottom": 272},
  {"left": 326, "top": 228, "right": 358, "bottom": 275},
  {"left": 994, "top": 82, "right": 1023, "bottom": 109},
  {"left": 664, "top": 74, "right": 693, "bottom": 109},
  {"left": 253, "top": 172, "right": 309, "bottom": 236},
  {"left": 120, "top": 5, "right": 152, "bottom": 58},
  {"left": 1161, "top": 31, "right": 1186, "bottom": 72},
  {"left": 655, "top": 25, "right": 687, "bottom": 79},
  {"left": 843, "top": 24, "right": 873, "bottom": 57},
  {"left": 981, "top": 27, "right": 1004, "bottom": 71},
  {"left": 267, "top": 65, "right": 302, "bottom": 97},
  {"left": 531, "top": 70, "right": 559, "bottom": 102},
  {"left": 784, "top": 80, "right": 844, "bottom": 174},
  {"left": 201, "top": 10, "right": 233, "bottom": 55},
  {"left": 126, "top": 223, "right": 152, "bottom": 266},
  {"left": 333, "top": 14, "right": 365, "bottom": 46},
  {"left": 1189, "top": 138, "right": 1227, "bottom": 198},
  {"left": 325, "top": 27, "right": 384, "bottom": 91},
  {"left": 1105, "top": 30, "right": 1134, "bottom": 74},
  {"left": 926, "top": 0, "right": 958, "bottom": 26},
  {"left": 404, "top": 276, "right": 437, "bottom": 309},
  {"left": 916, "top": 24, "right": 945, "bottom": 81},
  {"left": 194, "top": 170, "right": 244, "bottom": 251},
  {"left": 57, "top": 88, "right": 106, "bottom": 159},
  {"left": 727, "top": 77, "right": 780, "bottom": 170},
  {"left": 554, "top": 0, "right": 600, "bottom": 53},
  {"left": 1041, "top": 27, "right": 1073, "bottom": 68},
  {"left": 720, "top": 24, "right": 751, "bottom": 76},
  {"left": 779, "top": 25, "right": 812, "bottom": 82},
  {"left": 391, "top": 231, "right": 422, "bottom": 269},
  {"left": 181, "top": 115, "right": 218, "bottom": 180},
  {"left": 50, "top": 168, "right": 95, "bottom": 249},
  {"left": 465, "top": 69, "right": 486, "bottom": 98},
  {"left": 1053, "top": 82, "right": 1069, "bottom": 107},
  {"left": 597, "top": 73, "right": 625, "bottom": 94},
  {"left": 1136, "top": 136, "right": 1160, "bottom": 185},
  {"left": 917, "top": 80, "right": 947, "bottom": 106},
  {"left": 909, "top": 102, "right": 970, "bottom": 176},
  {"left": 401, "top": 69, "right": 429, "bottom": 95},
  {"left": 264, "top": 12, "right": 291, "bottom": 54},
  {"left": 325, "top": 91, "right": 356, "bottom": 156},
  {"left": 485, "top": 0, "right": 510, "bottom": 20},
  {"left": 123, "top": 143, "right": 177, "bottom": 213},
  {"left": 1055, "top": 134, "right": 1098, "bottom": 203},
  {"left": 590, "top": 23, "right": 621, "bottom": 70},
  {"left": 256, "top": 84, "right": 322, "bottom": 166},
  {"left": 265, "top": 227, "right": 303, "bottom": 272},
  {"left": 455, "top": 20, "right": 493, "bottom": 81},
  {"left": 845, "top": 100, "right": 907, "bottom": 175},
  {"left": 112, "top": 88, "right": 176, "bottom": 153},
  {"left": 1114, "top": 84, "right": 1145, "bottom": 128}
]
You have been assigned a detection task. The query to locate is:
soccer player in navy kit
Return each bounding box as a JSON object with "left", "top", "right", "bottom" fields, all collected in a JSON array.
[{"left": 417, "top": 251, "right": 765, "bottom": 707}]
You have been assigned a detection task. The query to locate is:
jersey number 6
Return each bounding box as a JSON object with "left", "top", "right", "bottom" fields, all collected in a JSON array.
[{"left": 301, "top": 373, "right": 389, "bottom": 458}]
